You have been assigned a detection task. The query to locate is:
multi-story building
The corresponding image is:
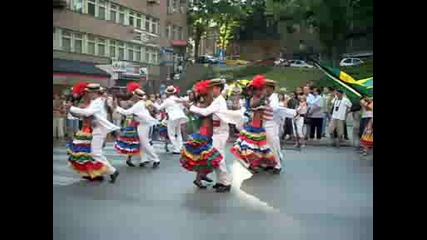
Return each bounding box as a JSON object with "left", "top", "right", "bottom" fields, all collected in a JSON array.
[{"left": 53, "top": 0, "right": 188, "bottom": 94}]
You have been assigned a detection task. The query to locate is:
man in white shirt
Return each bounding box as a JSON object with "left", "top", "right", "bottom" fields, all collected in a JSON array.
[
  {"left": 329, "top": 89, "right": 352, "bottom": 147},
  {"left": 153, "top": 86, "right": 188, "bottom": 154},
  {"left": 66, "top": 83, "right": 120, "bottom": 183},
  {"left": 114, "top": 88, "right": 161, "bottom": 168}
]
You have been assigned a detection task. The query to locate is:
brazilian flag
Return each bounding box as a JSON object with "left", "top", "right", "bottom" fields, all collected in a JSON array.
[{"left": 312, "top": 60, "right": 373, "bottom": 103}]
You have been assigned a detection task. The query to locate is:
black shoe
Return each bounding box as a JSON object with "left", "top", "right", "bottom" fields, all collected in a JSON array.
[
  {"left": 271, "top": 168, "right": 281, "bottom": 174},
  {"left": 139, "top": 161, "right": 150, "bottom": 168},
  {"left": 152, "top": 162, "right": 160, "bottom": 168},
  {"left": 172, "top": 152, "right": 181, "bottom": 155},
  {"left": 109, "top": 171, "right": 119, "bottom": 183},
  {"left": 215, "top": 184, "right": 231, "bottom": 193},
  {"left": 149, "top": 141, "right": 153, "bottom": 146},
  {"left": 126, "top": 160, "right": 136, "bottom": 167},
  {"left": 201, "top": 176, "right": 213, "bottom": 183},
  {"left": 212, "top": 183, "right": 224, "bottom": 189},
  {"left": 193, "top": 180, "right": 207, "bottom": 189}
]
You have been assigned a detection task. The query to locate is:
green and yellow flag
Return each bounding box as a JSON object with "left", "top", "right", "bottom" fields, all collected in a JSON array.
[{"left": 312, "top": 60, "right": 373, "bottom": 103}]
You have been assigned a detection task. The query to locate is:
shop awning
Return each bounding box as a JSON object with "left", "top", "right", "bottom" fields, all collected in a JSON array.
[{"left": 53, "top": 59, "right": 110, "bottom": 86}]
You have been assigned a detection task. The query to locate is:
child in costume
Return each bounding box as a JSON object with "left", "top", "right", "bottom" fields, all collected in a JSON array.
[
  {"left": 360, "top": 100, "right": 373, "bottom": 156},
  {"left": 230, "top": 75, "right": 277, "bottom": 173},
  {"left": 180, "top": 80, "right": 223, "bottom": 189},
  {"left": 66, "top": 82, "right": 108, "bottom": 181}
]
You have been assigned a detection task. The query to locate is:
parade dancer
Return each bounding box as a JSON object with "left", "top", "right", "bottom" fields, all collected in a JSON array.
[
  {"left": 153, "top": 86, "right": 188, "bottom": 154},
  {"left": 66, "top": 83, "right": 120, "bottom": 183},
  {"left": 114, "top": 84, "right": 161, "bottom": 168},
  {"left": 114, "top": 83, "right": 142, "bottom": 167},
  {"left": 184, "top": 78, "right": 243, "bottom": 193},
  {"left": 360, "top": 100, "right": 373, "bottom": 156},
  {"left": 230, "top": 75, "right": 277, "bottom": 173},
  {"left": 264, "top": 79, "right": 296, "bottom": 174},
  {"left": 180, "top": 80, "right": 224, "bottom": 189}
]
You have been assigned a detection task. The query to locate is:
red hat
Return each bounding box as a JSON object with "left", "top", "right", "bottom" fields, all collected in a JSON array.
[
  {"left": 72, "top": 82, "right": 88, "bottom": 97},
  {"left": 194, "top": 80, "right": 211, "bottom": 95},
  {"left": 249, "top": 75, "right": 266, "bottom": 89},
  {"left": 127, "top": 82, "right": 141, "bottom": 93}
]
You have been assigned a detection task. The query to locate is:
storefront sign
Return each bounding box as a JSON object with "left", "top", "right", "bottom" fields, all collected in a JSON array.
[{"left": 171, "top": 40, "right": 188, "bottom": 47}]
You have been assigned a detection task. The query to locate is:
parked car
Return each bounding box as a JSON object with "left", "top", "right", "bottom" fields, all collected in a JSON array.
[
  {"left": 196, "top": 55, "right": 218, "bottom": 64},
  {"left": 339, "top": 58, "right": 364, "bottom": 67},
  {"left": 274, "top": 58, "right": 291, "bottom": 67},
  {"left": 289, "top": 60, "right": 314, "bottom": 68}
]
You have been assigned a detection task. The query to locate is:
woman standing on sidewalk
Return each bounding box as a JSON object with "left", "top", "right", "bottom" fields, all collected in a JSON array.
[{"left": 293, "top": 94, "right": 308, "bottom": 147}]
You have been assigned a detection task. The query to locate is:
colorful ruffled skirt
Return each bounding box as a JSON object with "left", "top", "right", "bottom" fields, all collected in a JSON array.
[
  {"left": 230, "top": 125, "right": 276, "bottom": 169},
  {"left": 114, "top": 122, "right": 141, "bottom": 156},
  {"left": 66, "top": 130, "right": 107, "bottom": 178},
  {"left": 360, "top": 129, "right": 373, "bottom": 148},
  {"left": 158, "top": 121, "right": 169, "bottom": 139},
  {"left": 180, "top": 133, "right": 223, "bottom": 174}
]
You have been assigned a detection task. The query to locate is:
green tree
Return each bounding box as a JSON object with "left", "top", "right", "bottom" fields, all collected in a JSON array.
[
  {"left": 267, "top": 0, "right": 372, "bottom": 65},
  {"left": 188, "top": 0, "right": 215, "bottom": 59}
]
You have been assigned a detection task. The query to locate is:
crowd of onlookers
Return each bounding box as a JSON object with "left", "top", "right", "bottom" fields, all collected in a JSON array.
[{"left": 54, "top": 80, "right": 373, "bottom": 150}]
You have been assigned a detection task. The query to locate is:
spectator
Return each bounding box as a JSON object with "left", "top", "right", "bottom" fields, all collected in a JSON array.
[
  {"left": 308, "top": 88, "right": 323, "bottom": 140},
  {"left": 321, "top": 87, "right": 334, "bottom": 137},
  {"left": 293, "top": 94, "right": 308, "bottom": 147},
  {"left": 53, "top": 94, "right": 65, "bottom": 140},
  {"left": 329, "top": 90, "right": 352, "bottom": 147},
  {"left": 278, "top": 92, "right": 293, "bottom": 141}
]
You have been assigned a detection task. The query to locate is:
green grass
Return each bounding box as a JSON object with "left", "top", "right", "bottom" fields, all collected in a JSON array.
[{"left": 215, "top": 59, "right": 373, "bottom": 91}]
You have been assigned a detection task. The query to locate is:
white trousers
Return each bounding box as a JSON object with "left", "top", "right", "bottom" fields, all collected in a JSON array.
[
  {"left": 53, "top": 117, "right": 65, "bottom": 138},
  {"left": 167, "top": 120, "right": 183, "bottom": 153},
  {"left": 138, "top": 125, "right": 160, "bottom": 163},
  {"left": 91, "top": 130, "right": 116, "bottom": 174},
  {"left": 293, "top": 117, "right": 305, "bottom": 138},
  {"left": 212, "top": 133, "right": 231, "bottom": 185},
  {"left": 265, "top": 125, "right": 283, "bottom": 170}
]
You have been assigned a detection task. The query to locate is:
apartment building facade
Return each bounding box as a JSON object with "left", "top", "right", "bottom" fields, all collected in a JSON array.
[{"left": 53, "top": 0, "right": 188, "bottom": 94}]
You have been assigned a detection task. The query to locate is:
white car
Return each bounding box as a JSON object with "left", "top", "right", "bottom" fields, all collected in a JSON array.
[
  {"left": 340, "top": 58, "right": 364, "bottom": 67},
  {"left": 289, "top": 60, "right": 314, "bottom": 68}
]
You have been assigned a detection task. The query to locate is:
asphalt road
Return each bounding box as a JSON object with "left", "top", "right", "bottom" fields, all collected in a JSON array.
[{"left": 53, "top": 141, "right": 373, "bottom": 240}]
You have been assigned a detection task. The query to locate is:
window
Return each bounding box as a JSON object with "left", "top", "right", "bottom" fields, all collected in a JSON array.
[
  {"left": 87, "top": 0, "right": 96, "bottom": 16},
  {"left": 74, "top": 33, "right": 83, "bottom": 53},
  {"left": 119, "top": 6, "right": 126, "bottom": 25},
  {"left": 118, "top": 42, "right": 125, "bottom": 60},
  {"left": 71, "top": 0, "right": 83, "bottom": 13},
  {"left": 145, "top": 17, "right": 151, "bottom": 32},
  {"left": 98, "top": 0, "right": 106, "bottom": 20},
  {"left": 136, "top": 13, "right": 142, "bottom": 29},
  {"left": 87, "top": 35, "right": 96, "bottom": 55},
  {"left": 178, "top": 27, "right": 182, "bottom": 40},
  {"left": 146, "top": 48, "right": 151, "bottom": 63},
  {"left": 62, "top": 30, "right": 72, "bottom": 52},
  {"left": 134, "top": 45, "right": 141, "bottom": 62},
  {"left": 109, "top": 4, "right": 118, "bottom": 22},
  {"left": 109, "top": 40, "right": 117, "bottom": 58},
  {"left": 172, "top": 26, "right": 177, "bottom": 40},
  {"left": 153, "top": 50, "right": 158, "bottom": 64},
  {"left": 128, "top": 11, "right": 135, "bottom": 27},
  {"left": 127, "top": 44, "right": 134, "bottom": 61},
  {"left": 140, "top": 46, "right": 146, "bottom": 62},
  {"left": 97, "top": 38, "right": 106, "bottom": 56},
  {"left": 151, "top": 19, "right": 158, "bottom": 34},
  {"left": 166, "top": 25, "right": 171, "bottom": 39}
]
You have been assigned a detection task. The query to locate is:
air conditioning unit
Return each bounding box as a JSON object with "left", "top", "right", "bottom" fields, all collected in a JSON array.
[{"left": 53, "top": 0, "right": 67, "bottom": 9}]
